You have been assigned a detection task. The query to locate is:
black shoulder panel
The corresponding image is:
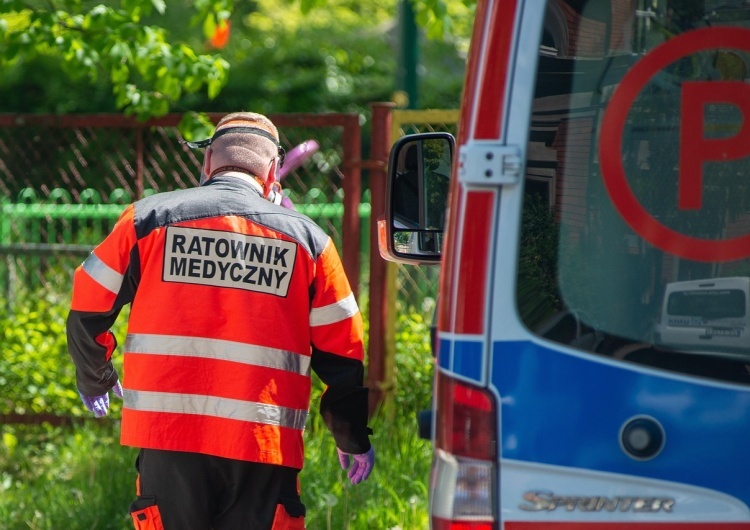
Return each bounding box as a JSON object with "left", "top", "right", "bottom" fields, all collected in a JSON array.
[{"left": 132, "top": 177, "right": 331, "bottom": 259}]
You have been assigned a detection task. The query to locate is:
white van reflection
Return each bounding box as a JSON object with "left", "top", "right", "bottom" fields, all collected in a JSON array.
[{"left": 654, "top": 277, "right": 750, "bottom": 355}]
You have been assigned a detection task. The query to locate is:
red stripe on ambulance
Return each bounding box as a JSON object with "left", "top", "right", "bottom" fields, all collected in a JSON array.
[
  {"left": 439, "top": 0, "right": 516, "bottom": 336},
  {"left": 457, "top": 0, "right": 490, "bottom": 146},
  {"left": 472, "top": 0, "right": 518, "bottom": 141},
  {"left": 454, "top": 190, "right": 495, "bottom": 335}
]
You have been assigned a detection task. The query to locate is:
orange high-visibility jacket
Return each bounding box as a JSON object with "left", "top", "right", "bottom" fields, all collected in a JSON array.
[{"left": 67, "top": 175, "right": 370, "bottom": 469}]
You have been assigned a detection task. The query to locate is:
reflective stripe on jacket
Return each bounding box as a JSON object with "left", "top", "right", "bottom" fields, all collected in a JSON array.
[{"left": 67, "top": 175, "right": 368, "bottom": 468}]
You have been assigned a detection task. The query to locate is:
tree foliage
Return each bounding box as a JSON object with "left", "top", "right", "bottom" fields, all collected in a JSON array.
[
  {"left": 0, "top": 1, "right": 231, "bottom": 124},
  {"left": 0, "top": 0, "right": 473, "bottom": 135}
]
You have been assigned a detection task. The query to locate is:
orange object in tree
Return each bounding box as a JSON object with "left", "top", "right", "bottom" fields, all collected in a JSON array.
[{"left": 210, "top": 19, "right": 230, "bottom": 49}]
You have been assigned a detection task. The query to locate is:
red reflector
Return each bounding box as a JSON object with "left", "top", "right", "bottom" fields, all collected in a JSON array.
[
  {"left": 436, "top": 372, "right": 497, "bottom": 459},
  {"left": 454, "top": 383, "right": 493, "bottom": 411},
  {"left": 432, "top": 517, "right": 494, "bottom": 530}
]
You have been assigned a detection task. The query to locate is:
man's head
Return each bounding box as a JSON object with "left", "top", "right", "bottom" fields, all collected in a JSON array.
[{"left": 202, "top": 112, "right": 283, "bottom": 196}]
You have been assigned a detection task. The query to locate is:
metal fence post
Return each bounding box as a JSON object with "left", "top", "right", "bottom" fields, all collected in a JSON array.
[
  {"left": 367, "top": 102, "right": 396, "bottom": 416},
  {"left": 340, "top": 114, "right": 362, "bottom": 301}
]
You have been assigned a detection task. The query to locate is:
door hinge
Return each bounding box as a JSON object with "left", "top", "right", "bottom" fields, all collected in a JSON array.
[{"left": 458, "top": 144, "right": 522, "bottom": 186}]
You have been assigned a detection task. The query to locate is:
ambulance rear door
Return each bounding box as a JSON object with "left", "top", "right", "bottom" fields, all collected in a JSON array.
[{"left": 488, "top": 0, "right": 750, "bottom": 527}]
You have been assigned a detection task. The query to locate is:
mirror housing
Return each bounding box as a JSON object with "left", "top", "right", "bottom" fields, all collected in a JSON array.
[{"left": 378, "top": 132, "right": 455, "bottom": 265}]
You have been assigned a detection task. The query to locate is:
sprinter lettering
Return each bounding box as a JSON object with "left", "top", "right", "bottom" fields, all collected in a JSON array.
[
  {"left": 519, "top": 491, "right": 675, "bottom": 513},
  {"left": 163, "top": 226, "right": 296, "bottom": 296}
]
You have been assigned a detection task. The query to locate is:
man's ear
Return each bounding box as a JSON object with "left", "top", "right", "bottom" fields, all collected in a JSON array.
[{"left": 200, "top": 148, "right": 213, "bottom": 185}]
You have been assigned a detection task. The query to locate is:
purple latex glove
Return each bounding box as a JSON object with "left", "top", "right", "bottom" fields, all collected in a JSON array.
[
  {"left": 277, "top": 140, "right": 319, "bottom": 181},
  {"left": 79, "top": 380, "right": 123, "bottom": 418},
  {"left": 273, "top": 140, "right": 319, "bottom": 211},
  {"left": 337, "top": 446, "right": 375, "bottom": 485},
  {"left": 280, "top": 195, "right": 295, "bottom": 210}
]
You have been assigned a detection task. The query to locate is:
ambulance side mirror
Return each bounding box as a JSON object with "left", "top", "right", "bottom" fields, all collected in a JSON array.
[{"left": 378, "top": 133, "right": 455, "bottom": 265}]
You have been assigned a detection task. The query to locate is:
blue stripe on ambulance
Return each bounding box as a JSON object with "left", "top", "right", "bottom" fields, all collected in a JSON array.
[
  {"left": 490, "top": 340, "right": 750, "bottom": 505},
  {"left": 438, "top": 337, "right": 484, "bottom": 382}
]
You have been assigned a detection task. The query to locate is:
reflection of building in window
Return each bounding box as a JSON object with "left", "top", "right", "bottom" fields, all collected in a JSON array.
[
  {"left": 542, "top": 0, "right": 612, "bottom": 59},
  {"left": 525, "top": 176, "right": 553, "bottom": 208},
  {"left": 393, "top": 143, "right": 420, "bottom": 227}
]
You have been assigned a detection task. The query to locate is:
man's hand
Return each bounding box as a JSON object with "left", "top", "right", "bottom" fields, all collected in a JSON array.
[
  {"left": 337, "top": 446, "right": 375, "bottom": 485},
  {"left": 79, "top": 380, "right": 123, "bottom": 418}
]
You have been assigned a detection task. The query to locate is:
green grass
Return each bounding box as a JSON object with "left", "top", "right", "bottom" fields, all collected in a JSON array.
[
  {"left": 0, "top": 408, "right": 431, "bottom": 529},
  {"left": 0, "top": 423, "right": 137, "bottom": 530},
  {"left": 302, "top": 406, "right": 431, "bottom": 529}
]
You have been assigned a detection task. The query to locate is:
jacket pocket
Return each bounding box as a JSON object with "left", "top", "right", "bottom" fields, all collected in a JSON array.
[
  {"left": 129, "top": 495, "right": 164, "bottom": 530},
  {"left": 271, "top": 497, "right": 306, "bottom": 530}
]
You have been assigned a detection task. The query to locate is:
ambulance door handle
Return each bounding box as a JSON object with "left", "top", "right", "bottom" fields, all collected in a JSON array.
[{"left": 458, "top": 144, "right": 522, "bottom": 186}]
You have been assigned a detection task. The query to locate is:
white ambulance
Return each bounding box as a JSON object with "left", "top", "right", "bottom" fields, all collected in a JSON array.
[{"left": 379, "top": 0, "right": 750, "bottom": 528}]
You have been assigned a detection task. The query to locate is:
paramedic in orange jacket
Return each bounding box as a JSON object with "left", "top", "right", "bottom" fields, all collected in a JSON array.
[{"left": 66, "top": 112, "right": 375, "bottom": 529}]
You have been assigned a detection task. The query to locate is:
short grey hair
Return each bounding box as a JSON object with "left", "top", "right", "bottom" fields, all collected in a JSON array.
[{"left": 208, "top": 112, "right": 281, "bottom": 180}]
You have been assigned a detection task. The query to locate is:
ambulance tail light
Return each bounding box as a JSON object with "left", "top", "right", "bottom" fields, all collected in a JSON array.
[{"left": 431, "top": 372, "right": 497, "bottom": 529}]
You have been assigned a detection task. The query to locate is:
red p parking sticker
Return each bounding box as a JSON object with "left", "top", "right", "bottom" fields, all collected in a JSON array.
[{"left": 599, "top": 27, "right": 750, "bottom": 262}]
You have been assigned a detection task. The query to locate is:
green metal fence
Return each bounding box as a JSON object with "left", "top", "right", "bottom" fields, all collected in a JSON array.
[
  {"left": 0, "top": 112, "right": 365, "bottom": 305},
  {"left": 0, "top": 107, "right": 460, "bottom": 417},
  {"left": 0, "top": 187, "right": 371, "bottom": 303}
]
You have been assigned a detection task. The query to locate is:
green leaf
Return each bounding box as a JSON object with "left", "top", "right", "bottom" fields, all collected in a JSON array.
[
  {"left": 182, "top": 75, "right": 203, "bottom": 93},
  {"left": 151, "top": 0, "right": 166, "bottom": 15},
  {"left": 110, "top": 63, "right": 129, "bottom": 84},
  {"left": 206, "top": 58, "right": 229, "bottom": 99},
  {"left": 202, "top": 13, "right": 215, "bottom": 40},
  {"left": 299, "top": 0, "right": 323, "bottom": 14},
  {"left": 207, "top": 78, "right": 221, "bottom": 100},
  {"left": 3, "top": 432, "right": 18, "bottom": 453},
  {"left": 179, "top": 43, "right": 197, "bottom": 61},
  {"left": 109, "top": 41, "right": 131, "bottom": 62},
  {"left": 177, "top": 111, "right": 215, "bottom": 142}
]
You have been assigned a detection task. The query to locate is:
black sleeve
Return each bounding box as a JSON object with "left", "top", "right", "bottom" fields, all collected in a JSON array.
[
  {"left": 310, "top": 349, "right": 372, "bottom": 454},
  {"left": 66, "top": 309, "right": 122, "bottom": 396},
  {"left": 66, "top": 246, "right": 140, "bottom": 397}
]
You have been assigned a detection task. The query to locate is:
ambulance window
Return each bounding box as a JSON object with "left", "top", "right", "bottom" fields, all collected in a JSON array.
[{"left": 517, "top": 0, "right": 750, "bottom": 385}]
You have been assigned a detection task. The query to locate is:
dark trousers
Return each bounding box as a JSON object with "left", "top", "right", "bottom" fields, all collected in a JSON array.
[{"left": 130, "top": 449, "right": 305, "bottom": 530}]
